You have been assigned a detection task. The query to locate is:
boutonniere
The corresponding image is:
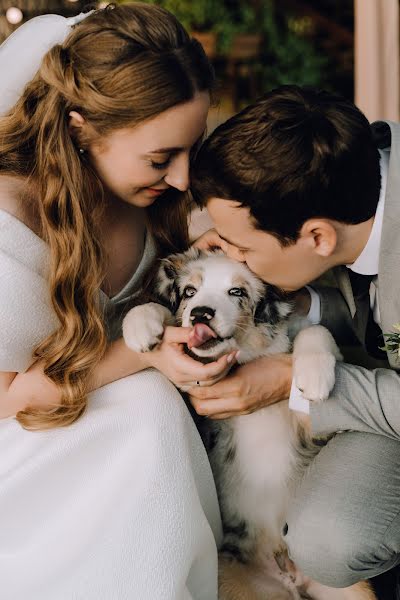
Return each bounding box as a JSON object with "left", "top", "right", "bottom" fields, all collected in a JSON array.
[{"left": 382, "top": 324, "right": 400, "bottom": 357}]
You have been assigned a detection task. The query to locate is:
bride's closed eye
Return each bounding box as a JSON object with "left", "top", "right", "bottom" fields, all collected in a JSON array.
[{"left": 150, "top": 158, "right": 172, "bottom": 170}]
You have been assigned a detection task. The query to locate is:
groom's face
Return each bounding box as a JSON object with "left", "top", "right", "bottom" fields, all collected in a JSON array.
[{"left": 207, "top": 197, "right": 325, "bottom": 292}]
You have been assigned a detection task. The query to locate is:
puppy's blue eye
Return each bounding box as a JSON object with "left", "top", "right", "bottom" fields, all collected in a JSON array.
[
  {"left": 184, "top": 286, "right": 197, "bottom": 298},
  {"left": 229, "top": 287, "right": 246, "bottom": 297}
]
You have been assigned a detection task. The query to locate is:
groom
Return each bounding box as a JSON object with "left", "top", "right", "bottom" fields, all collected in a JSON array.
[{"left": 189, "top": 85, "right": 400, "bottom": 594}]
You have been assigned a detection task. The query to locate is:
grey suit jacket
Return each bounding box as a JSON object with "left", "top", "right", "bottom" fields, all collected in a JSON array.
[{"left": 310, "top": 120, "right": 400, "bottom": 440}]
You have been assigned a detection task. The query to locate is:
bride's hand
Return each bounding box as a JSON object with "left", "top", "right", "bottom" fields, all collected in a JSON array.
[{"left": 141, "top": 326, "right": 236, "bottom": 389}]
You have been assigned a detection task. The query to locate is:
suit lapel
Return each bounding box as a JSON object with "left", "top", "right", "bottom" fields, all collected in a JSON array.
[
  {"left": 375, "top": 121, "right": 400, "bottom": 369},
  {"left": 332, "top": 120, "right": 400, "bottom": 367},
  {"left": 334, "top": 266, "right": 356, "bottom": 318},
  {"left": 334, "top": 266, "right": 371, "bottom": 345}
]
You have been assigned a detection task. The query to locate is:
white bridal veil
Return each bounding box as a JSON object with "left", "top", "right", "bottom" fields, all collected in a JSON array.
[{"left": 0, "top": 11, "right": 93, "bottom": 116}]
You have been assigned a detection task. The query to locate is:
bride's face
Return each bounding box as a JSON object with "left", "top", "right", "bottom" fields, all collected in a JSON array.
[{"left": 70, "top": 92, "right": 210, "bottom": 207}]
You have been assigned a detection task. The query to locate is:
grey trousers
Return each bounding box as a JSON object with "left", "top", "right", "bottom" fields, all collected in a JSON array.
[{"left": 284, "top": 431, "right": 400, "bottom": 588}]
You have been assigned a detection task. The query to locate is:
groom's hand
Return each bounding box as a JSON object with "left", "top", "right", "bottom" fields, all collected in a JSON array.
[
  {"left": 188, "top": 354, "right": 293, "bottom": 419},
  {"left": 193, "top": 228, "right": 228, "bottom": 252}
]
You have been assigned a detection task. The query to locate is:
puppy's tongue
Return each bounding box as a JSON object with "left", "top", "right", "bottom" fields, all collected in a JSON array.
[{"left": 188, "top": 323, "right": 217, "bottom": 349}]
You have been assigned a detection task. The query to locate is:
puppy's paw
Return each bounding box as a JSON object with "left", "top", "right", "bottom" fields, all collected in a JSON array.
[
  {"left": 122, "top": 303, "right": 172, "bottom": 353},
  {"left": 292, "top": 325, "right": 342, "bottom": 403},
  {"left": 293, "top": 352, "right": 336, "bottom": 403}
]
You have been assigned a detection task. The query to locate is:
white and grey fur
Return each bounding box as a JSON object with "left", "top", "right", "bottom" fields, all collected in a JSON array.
[{"left": 122, "top": 248, "right": 376, "bottom": 600}]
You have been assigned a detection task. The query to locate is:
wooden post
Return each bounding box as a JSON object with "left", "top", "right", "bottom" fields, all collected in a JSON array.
[{"left": 354, "top": 0, "right": 399, "bottom": 122}]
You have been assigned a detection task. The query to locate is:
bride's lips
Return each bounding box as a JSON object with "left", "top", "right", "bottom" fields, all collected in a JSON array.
[{"left": 146, "top": 187, "right": 168, "bottom": 196}]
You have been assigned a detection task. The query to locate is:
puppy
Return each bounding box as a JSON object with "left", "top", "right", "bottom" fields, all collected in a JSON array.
[{"left": 122, "top": 248, "right": 376, "bottom": 600}]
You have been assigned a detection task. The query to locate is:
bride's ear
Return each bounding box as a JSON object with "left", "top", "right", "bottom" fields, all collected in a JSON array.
[{"left": 68, "top": 110, "right": 85, "bottom": 134}]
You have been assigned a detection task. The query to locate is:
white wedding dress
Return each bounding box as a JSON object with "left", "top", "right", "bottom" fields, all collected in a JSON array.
[{"left": 0, "top": 208, "right": 222, "bottom": 600}]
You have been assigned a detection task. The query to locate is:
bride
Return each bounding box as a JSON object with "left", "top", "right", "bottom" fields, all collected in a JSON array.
[{"left": 0, "top": 4, "right": 231, "bottom": 598}]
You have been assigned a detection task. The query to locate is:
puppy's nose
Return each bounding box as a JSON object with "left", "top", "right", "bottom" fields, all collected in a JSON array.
[{"left": 190, "top": 306, "right": 215, "bottom": 324}]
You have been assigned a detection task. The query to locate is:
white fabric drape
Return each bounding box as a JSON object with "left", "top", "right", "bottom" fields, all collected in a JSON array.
[
  {"left": 0, "top": 210, "right": 223, "bottom": 599},
  {"left": 0, "top": 371, "right": 222, "bottom": 600}
]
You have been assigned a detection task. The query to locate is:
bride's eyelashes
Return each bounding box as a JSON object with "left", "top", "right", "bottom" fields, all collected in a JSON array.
[{"left": 150, "top": 158, "right": 172, "bottom": 170}]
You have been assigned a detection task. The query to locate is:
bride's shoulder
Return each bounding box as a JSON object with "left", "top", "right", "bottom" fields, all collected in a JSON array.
[
  {"left": 0, "top": 175, "right": 41, "bottom": 235},
  {"left": 0, "top": 175, "right": 21, "bottom": 216}
]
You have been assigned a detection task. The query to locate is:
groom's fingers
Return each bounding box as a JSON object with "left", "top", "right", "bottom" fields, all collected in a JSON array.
[
  {"left": 209, "top": 413, "right": 236, "bottom": 420},
  {"left": 189, "top": 395, "right": 253, "bottom": 418},
  {"left": 193, "top": 228, "right": 228, "bottom": 252}
]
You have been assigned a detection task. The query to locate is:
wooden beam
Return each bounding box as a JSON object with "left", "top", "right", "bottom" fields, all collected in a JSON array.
[{"left": 280, "top": 0, "right": 353, "bottom": 47}]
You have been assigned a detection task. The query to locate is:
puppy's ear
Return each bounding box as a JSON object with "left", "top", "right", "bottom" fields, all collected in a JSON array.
[
  {"left": 254, "top": 285, "right": 293, "bottom": 327},
  {"left": 153, "top": 247, "right": 201, "bottom": 314},
  {"left": 154, "top": 253, "right": 185, "bottom": 314}
]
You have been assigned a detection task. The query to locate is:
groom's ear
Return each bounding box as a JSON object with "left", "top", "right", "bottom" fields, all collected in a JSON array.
[{"left": 300, "top": 219, "right": 338, "bottom": 257}]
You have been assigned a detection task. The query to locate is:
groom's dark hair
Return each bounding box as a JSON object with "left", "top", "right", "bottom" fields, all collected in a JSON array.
[{"left": 191, "top": 85, "right": 381, "bottom": 245}]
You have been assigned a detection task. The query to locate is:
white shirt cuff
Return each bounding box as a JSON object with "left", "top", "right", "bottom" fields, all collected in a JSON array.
[
  {"left": 288, "top": 379, "right": 310, "bottom": 414},
  {"left": 305, "top": 285, "right": 321, "bottom": 325}
]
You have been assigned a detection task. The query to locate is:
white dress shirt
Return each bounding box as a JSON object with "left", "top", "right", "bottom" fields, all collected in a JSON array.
[{"left": 289, "top": 148, "right": 389, "bottom": 413}]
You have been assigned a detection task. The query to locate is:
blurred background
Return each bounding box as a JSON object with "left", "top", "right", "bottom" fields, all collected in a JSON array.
[
  {"left": 1, "top": 0, "right": 398, "bottom": 129},
  {"left": 1, "top": 2, "right": 399, "bottom": 596}
]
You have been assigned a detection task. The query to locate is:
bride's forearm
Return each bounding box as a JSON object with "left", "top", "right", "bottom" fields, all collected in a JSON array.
[
  {"left": 87, "top": 337, "right": 148, "bottom": 391},
  {"left": 1, "top": 338, "right": 148, "bottom": 418}
]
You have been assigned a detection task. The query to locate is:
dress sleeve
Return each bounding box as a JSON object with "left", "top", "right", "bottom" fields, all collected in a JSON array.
[{"left": 0, "top": 248, "right": 59, "bottom": 373}]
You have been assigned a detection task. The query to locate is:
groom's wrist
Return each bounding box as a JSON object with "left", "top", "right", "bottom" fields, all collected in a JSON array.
[{"left": 275, "top": 353, "right": 293, "bottom": 400}]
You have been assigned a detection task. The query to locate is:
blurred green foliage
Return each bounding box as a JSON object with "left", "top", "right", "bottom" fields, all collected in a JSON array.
[
  {"left": 118, "top": 0, "right": 328, "bottom": 91},
  {"left": 138, "top": 0, "right": 230, "bottom": 34},
  {"left": 259, "top": 2, "right": 328, "bottom": 89}
]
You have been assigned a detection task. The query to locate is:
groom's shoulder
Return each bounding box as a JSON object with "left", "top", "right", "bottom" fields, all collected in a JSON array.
[{"left": 370, "top": 119, "right": 400, "bottom": 149}]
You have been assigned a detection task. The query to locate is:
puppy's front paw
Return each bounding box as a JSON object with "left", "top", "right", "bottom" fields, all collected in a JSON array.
[
  {"left": 292, "top": 325, "right": 342, "bottom": 403},
  {"left": 293, "top": 352, "right": 336, "bottom": 402},
  {"left": 122, "top": 303, "right": 172, "bottom": 353}
]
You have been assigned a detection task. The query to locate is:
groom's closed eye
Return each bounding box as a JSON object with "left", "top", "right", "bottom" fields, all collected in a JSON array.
[{"left": 218, "top": 235, "right": 249, "bottom": 254}]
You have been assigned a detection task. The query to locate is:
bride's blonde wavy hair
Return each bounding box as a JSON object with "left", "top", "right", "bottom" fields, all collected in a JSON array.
[{"left": 0, "top": 3, "right": 214, "bottom": 430}]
